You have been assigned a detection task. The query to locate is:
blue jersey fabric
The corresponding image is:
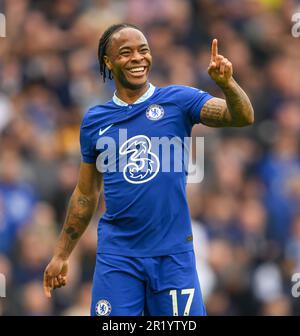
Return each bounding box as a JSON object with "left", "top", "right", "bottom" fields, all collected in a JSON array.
[{"left": 80, "top": 84, "right": 213, "bottom": 257}]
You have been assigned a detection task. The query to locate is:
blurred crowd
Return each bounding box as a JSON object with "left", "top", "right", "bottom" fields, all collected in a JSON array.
[{"left": 1, "top": 0, "right": 300, "bottom": 316}]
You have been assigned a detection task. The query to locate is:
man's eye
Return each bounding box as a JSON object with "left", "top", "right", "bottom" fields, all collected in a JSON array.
[
  {"left": 140, "top": 49, "right": 149, "bottom": 53},
  {"left": 121, "top": 52, "right": 130, "bottom": 56}
]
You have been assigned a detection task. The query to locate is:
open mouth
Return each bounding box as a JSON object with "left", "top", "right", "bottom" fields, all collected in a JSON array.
[{"left": 127, "top": 66, "right": 147, "bottom": 77}]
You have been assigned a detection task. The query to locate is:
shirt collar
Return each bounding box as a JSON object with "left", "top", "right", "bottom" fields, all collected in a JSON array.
[{"left": 112, "top": 83, "right": 156, "bottom": 106}]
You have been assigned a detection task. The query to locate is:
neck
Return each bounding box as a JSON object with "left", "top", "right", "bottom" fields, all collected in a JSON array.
[{"left": 115, "top": 82, "right": 149, "bottom": 104}]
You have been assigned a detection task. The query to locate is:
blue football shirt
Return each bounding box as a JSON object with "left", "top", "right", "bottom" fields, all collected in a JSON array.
[{"left": 80, "top": 83, "right": 213, "bottom": 257}]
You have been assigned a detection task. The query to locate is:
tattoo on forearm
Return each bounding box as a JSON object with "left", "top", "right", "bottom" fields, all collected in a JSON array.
[
  {"left": 78, "top": 195, "right": 91, "bottom": 207},
  {"left": 64, "top": 227, "right": 80, "bottom": 240},
  {"left": 55, "top": 190, "right": 97, "bottom": 258},
  {"left": 222, "top": 79, "right": 253, "bottom": 126}
]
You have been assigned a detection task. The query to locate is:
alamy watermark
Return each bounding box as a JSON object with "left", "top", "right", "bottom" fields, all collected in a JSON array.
[
  {"left": 95, "top": 129, "right": 204, "bottom": 184},
  {"left": 291, "top": 13, "right": 300, "bottom": 37},
  {"left": 291, "top": 273, "right": 300, "bottom": 298},
  {"left": 0, "top": 273, "right": 6, "bottom": 298},
  {"left": 0, "top": 13, "right": 6, "bottom": 37}
]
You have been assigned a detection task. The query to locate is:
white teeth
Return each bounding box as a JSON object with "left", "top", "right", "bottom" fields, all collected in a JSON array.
[{"left": 129, "top": 67, "right": 144, "bottom": 73}]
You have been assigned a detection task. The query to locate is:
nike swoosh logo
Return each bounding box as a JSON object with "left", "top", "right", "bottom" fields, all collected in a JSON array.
[{"left": 99, "top": 124, "right": 114, "bottom": 136}]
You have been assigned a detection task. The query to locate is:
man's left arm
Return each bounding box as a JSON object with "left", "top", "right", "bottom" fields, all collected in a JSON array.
[{"left": 200, "top": 39, "right": 254, "bottom": 128}]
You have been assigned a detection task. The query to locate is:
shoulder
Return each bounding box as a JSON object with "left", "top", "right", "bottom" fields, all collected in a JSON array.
[
  {"left": 157, "top": 85, "right": 207, "bottom": 100},
  {"left": 86, "top": 100, "right": 115, "bottom": 117},
  {"left": 81, "top": 100, "right": 114, "bottom": 128},
  {"left": 158, "top": 84, "right": 200, "bottom": 94},
  {"left": 155, "top": 85, "right": 210, "bottom": 110}
]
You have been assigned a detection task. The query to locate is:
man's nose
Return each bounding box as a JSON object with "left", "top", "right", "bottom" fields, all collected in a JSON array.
[{"left": 131, "top": 50, "right": 144, "bottom": 62}]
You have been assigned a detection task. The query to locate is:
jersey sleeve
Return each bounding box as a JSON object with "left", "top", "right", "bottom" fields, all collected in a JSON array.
[
  {"left": 176, "top": 86, "right": 214, "bottom": 125},
  {"left": 80, "top": 113, "right": 97, "bottom": 164}
]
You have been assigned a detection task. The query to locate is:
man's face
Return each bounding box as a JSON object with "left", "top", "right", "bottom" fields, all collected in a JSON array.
[{"left": 104, "top": 28, "right": 152, "bottom": 90}]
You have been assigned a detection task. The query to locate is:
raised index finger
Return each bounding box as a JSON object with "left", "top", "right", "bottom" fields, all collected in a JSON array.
[{"left": 211, "top": 39, "right": 218, "bottom": 61}]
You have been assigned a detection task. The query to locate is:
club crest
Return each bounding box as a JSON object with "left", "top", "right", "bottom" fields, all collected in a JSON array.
[
  {"left": 146, "top": 104, "right": 164, "bottom": 121},
  {"left": 95, "top": 299, "right": 112, "bottom": 316}
]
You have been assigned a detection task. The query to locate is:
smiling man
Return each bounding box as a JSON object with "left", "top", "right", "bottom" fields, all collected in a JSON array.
[
  {"left": 43, "top": 23, "right": 254, "bottom": 316},
  {"left": 101, "top": 25, "right": 152, "bottom": 92}
]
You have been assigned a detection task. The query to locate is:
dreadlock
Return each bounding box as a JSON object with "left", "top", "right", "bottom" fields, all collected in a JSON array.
[{"left": 98, "top": 23, "right": 141, "bottom": 82}]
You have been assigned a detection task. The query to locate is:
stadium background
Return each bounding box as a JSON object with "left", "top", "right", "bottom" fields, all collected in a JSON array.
[{"left": 0, "top": 0, "right": 300, "bottom": 316}]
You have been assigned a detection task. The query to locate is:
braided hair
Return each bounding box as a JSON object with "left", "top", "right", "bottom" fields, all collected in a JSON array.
[{"left": 98, "top": 23, "right": 140, "bottom": 82}]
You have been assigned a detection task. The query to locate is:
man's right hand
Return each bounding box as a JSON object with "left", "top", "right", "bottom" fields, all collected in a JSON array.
[{"left": 43, "top": 257, "right": 69, "bottom": 298}]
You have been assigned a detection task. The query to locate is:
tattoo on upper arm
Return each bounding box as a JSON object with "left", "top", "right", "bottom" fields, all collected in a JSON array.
[
  {"left": 201, "top": 79, "right": 254, "bottom": 127},
  {"left": 200, "top": 98, "right": 230, "bottom": 127}
]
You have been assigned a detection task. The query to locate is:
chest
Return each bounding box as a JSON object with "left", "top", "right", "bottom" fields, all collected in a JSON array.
[{"left": 94, "top": 102, "right": 190, "bottom": 150}]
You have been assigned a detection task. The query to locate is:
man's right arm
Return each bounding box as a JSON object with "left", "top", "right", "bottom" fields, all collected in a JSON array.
[
  {"left": 54, "top": 162, "right": 102, "bottom": 260},
  {"left": 43, "top": 162, "right": 102, "bottom": 298}
]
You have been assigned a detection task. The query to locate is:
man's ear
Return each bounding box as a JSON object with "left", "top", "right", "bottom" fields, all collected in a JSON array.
[{"left": 104, "top": 55, "right": 112, "bottom": 71}]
